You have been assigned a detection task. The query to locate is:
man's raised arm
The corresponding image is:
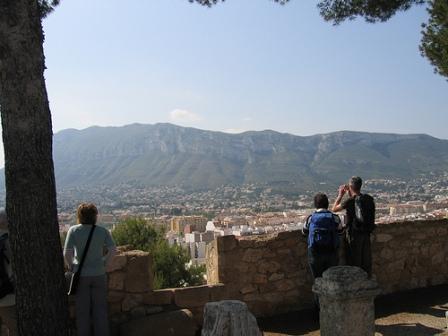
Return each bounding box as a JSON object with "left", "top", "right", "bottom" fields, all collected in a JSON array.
[{"left": 332, "top": 185, "right": 346, "bottom": 212}]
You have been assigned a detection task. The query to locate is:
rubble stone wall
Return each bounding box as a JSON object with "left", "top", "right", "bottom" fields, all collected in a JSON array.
[
  {"left": 206, "top": 231, "right": 313, "bottom": 316},
  {"left": 372, "top": 219, "right": 448, "bottom": 293},
  {"left": 65, "top": 218, "right": 448, "bottom": 333},
  {"left": 206, "top": 219, "right": 448, "bottom": 316}
]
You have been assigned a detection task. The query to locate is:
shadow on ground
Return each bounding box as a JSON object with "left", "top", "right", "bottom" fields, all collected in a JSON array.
[
  {"left": 375, "top": 323, "right": 444, "bottom": 336},
  {"left": 258, "top": 284, "right": 448, "bottom": 336}
]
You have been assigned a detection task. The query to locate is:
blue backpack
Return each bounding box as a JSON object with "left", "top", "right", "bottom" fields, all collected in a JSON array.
[{"left": 307, "top": 211, "right": 339, "bottom": 253}]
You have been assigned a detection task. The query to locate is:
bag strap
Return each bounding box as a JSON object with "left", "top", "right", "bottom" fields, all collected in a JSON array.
[{"left": 76, "top": 225, "right": 96, "bottom": 274}]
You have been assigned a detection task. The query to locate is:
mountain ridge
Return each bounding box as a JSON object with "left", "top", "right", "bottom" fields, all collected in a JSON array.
[{"left": 2, "top": 123, "right": 447, "bottom": 191}]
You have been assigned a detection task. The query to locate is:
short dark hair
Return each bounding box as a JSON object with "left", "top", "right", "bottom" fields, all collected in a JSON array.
[
  {"left": 77, "top": 203, "right": 98, "bottom": 225},
  {"left": 349, "top": 176, "right": 363, "bottom": 192},
  {"left": 314, "top": 193, "right": 329, "bottom": 209}
]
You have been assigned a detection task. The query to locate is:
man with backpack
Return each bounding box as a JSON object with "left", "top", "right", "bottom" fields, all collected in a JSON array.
[
  {"left": 332, "top": 176, "right": 376, "bottom": 277},
  {"left": 303, "top": 193, "right": 342, "bottom": 283}
]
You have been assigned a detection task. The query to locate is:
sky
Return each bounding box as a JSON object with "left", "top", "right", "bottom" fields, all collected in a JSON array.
[{"left": 1, "top": 0, "right": 448, "bottom": 166}]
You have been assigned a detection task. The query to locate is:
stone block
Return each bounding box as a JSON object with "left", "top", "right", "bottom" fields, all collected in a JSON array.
[
  {"left": 258, "top": 261, "right": 281, "bottom": 274},
  {"left": 262, "top": 292, "right": 283, "bottom": 303},
  {"left": 277, "top": 231, "right": 295, "bottom": 240},
  {"left": 122, "top": 294, "right": 143, "bottom": 312},
  {"left": 108, "top": 290, "right": 125, "bottom": 303},
  {"left": 284, "top": 238, "right": 298, "bottom": 247},
  {"left": 253, "top": 274, "right": 268, "bottom": 284},
  {"left": 243, "top": 293, "right": 262, "bottom": 302},
  {"left": 283, "top": 289, "right": 300, "bottom": 299},
  {"left": 413, "top": 233, "right": 428, "bottom": 240},
  {"left": 107, "top": 254, "right": 127, "bottom": 273},
  {"left": 395, "top": 250, "right": 407, "bottom": 259},
  {"left": 248, "top": 301, "right": 275, "bottom": 317},
  {"left": 375, "top": 233, "right": 393, "bottom": 243},
  {"left": 145, "top": 306, "right": 163, "bottom": 315},
  {"left": 258, "top": 282, "right": 277, "bottom": 294},
  {"left": 175, "top": 285, "right": 210, "bottom": 308},
  {"left": 217, "top": 235, "right": 237, "bottom": 252},
  {"left": 235, "top": 262, "right": 251, "bottom": 273},
  {"left": 274, "top": 279, "right": 295, "bottom": 292},
  {"left": 120, "top": 309, "right": 198, "bottom": 336},
  {"left": 189, "top": 306, "right": 205, "bottom": 326},
  {"left": 238, "top": 239, "right": 255, "bottom": 249},
  {"left": 263, "top": 249, "right": 276, "bottom": 258},
  {"left": 436, "top": 227, "right": 447, "bottom": 235},
  {"left": 313, "top": 266, "right": 380, "bottom": 336},
  {"left": 109, "top": 272, "right": 126, "bottom": 291},
  {"left": 271, "top": 240, "right": 286, "bottom": 249},
  {"left": 430, "top": 243, "right": 443, "bottom": 256},
  {"left": 202, "top": 301, "right": 261, "bottom": 336},
  {"left": 144, "top": 289, "right": 174, "bottom": 305},
  {"left": 210, "top": 284, "right": 229, "bottom": 301},
  {"left": 430, "top": 275, "right": 446, "bottom": 286},
  {"left": 240, "top": 284, "right": 257, "bottom": 295},
  {"left": 277, "top": 248, "right": 293, "bottom": 256},
  {"left": 242, "top": 248, "right": 265, "bottom": 262},
  {"left": 432, "top": 252, "right": 444, "bottom": 265},
  {"left": 380, "top": 248, "right": 393, "bottom": 260},
  {"left": 268, "top": 273, "right": 285, "bottom": 282},
  {"left": 125, "top": 251, "right": 153, "bottom": 293}
]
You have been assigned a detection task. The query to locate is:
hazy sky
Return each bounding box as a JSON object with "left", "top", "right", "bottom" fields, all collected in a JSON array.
[{"left": 1, "top": 0, "right": 447, "bottom": 167}]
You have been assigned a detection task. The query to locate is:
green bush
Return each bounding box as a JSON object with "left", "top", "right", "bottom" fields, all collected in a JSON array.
[
  {"left": 111, "top": 217, "right": 206, "bottom": 289},
  {"left": 111, "top": 217, "right": 161, "bottom": 252}
]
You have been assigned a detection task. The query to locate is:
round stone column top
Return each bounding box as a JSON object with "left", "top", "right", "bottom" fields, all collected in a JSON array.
[
  {"left": 205, "top": 300, "right": 249, "bottom": 313},
  {"left": 323, "top": 265, "right": 368, "bottom": 282},
  {"left": 312, "top": 266, "right": 381, "bottom": 299}
]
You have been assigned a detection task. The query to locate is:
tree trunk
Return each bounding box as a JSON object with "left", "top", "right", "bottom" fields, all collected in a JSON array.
[{"left": 0, "top": 1, "right": 70, "bottom": 335}]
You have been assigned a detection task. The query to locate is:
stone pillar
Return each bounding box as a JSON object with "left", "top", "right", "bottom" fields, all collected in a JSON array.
[
  {"left": 313, "top": 266, "right": 380, "bottom": 336},
  {"left": 202, "top": 300, "right": 261, "bottom": 336}
]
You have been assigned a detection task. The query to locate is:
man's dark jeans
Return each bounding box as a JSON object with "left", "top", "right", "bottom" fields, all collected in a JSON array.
[
  {"left": 346, "top": 230, "right": 372, "bottom": 276},
  {"left": 307, "top": 248, "right": 339, "bottom": 280},
  {"left": 307, "top": 248, "right": 339, "bottom": 309}
]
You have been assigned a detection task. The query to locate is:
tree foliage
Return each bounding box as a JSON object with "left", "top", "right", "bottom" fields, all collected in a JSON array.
[
  {"left": 38, "top": 0, "right": 60, "bottom": 17},
  {"left": 318, "top": 0, "right": 425, "bottom": 23},
  {"left": 421, "top": 0, "right": 448, "bottom": 78},
  {"left": 111, "top": 218, "right": 206, "bottom": 289},
  {"left": 112, "top": 217, "right": 162, "bottom": 252},
  {"left": 188, "top": 0, "right": 290, "bottom": 6}
]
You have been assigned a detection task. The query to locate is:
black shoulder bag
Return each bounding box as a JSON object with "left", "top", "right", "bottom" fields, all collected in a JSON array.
[{"left": 67, "top": 225, "right": 96, "bottom": 296}]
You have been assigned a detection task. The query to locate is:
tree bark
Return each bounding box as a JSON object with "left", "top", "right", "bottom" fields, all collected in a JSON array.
[{"left": 0, "top": 1, "right": 70, "bottom": 335}]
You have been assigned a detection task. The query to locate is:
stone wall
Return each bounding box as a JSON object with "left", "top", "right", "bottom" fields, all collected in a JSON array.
[
  {"left": 206, "top": 219, "right": 448, "bottom": 317},
  {"left": 68, "top": 248, "right": 227, "bottom": 334},
  {"left": 372, "top": 219, "right": 448, "bottom": 293},
  {"left": 206, "top": 231, "right": 313, "bottom": 316},
  {"left": 65, "top": 218, "right": 448, "bottom": 333},
  {"left": 68, "top": 249, "right": 156, "bottom": 332}
]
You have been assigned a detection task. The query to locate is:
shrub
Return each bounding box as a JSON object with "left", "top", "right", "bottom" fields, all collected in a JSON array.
[{"left": 111, "top": 217, "right": 206, "bottom": 289}]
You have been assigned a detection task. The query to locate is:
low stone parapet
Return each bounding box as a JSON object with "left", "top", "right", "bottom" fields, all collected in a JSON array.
[{"left": 206, "top": 218, "right": 448, "bottom": 317}]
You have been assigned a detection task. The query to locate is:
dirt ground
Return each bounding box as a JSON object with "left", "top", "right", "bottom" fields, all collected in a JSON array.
[{"left": 258, "top": 284, "right": 448, "bottom": 336}]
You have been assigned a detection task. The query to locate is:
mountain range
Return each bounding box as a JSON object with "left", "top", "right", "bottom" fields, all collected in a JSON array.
[{"left": 3, "top": 123, "right": 448, "bottom": 191}]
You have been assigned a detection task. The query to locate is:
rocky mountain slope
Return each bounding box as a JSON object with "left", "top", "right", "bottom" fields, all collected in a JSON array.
[{"left": 46, "top": 123, "right": 448, "bottom": 190}]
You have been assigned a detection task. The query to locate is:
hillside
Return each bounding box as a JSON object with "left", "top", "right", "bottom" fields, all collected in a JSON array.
[{"left": 42, "top": 123, "right": 448, "bottom": 191}]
